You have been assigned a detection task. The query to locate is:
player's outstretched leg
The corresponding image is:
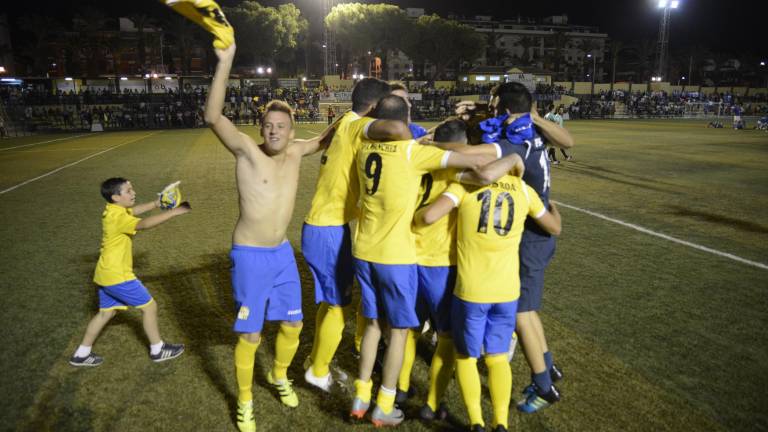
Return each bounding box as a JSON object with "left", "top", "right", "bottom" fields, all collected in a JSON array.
[{"left": 267, "top": 322, "right": 302, "bottom": 408}]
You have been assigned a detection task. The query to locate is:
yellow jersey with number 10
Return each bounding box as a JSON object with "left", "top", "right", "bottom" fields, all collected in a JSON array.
[
  {"left": 443, "top": 176, "right": 546, "bottom": 303},
  {"left": 353, "top": 139, "right": 450, "bottom": 265},
  {"left": 305, "top": 112, "right": 375, "bottom": 226}
]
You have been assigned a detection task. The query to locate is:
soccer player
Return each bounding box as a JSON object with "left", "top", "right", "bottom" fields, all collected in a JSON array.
[
  {"left": 484, "top": 82, "right": 573, "bottom": 413},
  {"left": 302, "top": 77, "right": 408, "bottom": 393},
  {"left": 350, "top": 96, "right": 493, "bottom": 427},
  {"left": 545, "top": 105, "right": 572, "bottom": 164},
  {"left": 389, "top": 81, "right": 428, "bottom": 140},
  {"left": 204, "top": 44, "right": 336, "bottom": 432},
  {"left": 414, "top": 156, "right": 561, "bottom": 432},
  {"left": 69, "top": 178, "right": 190, "bottom": 367}
]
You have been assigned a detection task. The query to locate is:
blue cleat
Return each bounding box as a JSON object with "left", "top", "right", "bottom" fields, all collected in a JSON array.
[{"left": 516, "top": 385, "right": 560, "bottom": 414}]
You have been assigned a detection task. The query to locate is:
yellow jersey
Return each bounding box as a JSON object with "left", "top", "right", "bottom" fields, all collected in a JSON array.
[
  {"left": 93, "top": 203, "right": 141, "bottom": 286},
  {"left": 443, "top": 176, "right": 546, "bottom": 303},
  {"left": 305, "top": 111, "right": 375, "bottom": 226},
  {"left": 353, "top": 139, "right": 450, "bottom": 264},
  {"left": 413, "top": 168, "right": 458, "bottom": 267}
]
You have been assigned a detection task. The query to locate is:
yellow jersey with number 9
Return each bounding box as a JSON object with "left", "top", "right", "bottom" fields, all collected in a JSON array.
[
  {"left": 305, "top": 112, "right": 375, "bottom": 226},
  {"left": 443, "top": 176, "right": 546, "bottom": 303},
  {"left": 353, "top": 139, "right": 450, "bottom": 264}
]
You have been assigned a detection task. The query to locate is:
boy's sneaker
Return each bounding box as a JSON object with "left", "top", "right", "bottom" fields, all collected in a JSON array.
[
  {"left": 550, "top": 364, "right": 564, "bottom": 382},
  {"left": 266, "top": 371, "right": 299, "bottom": 408},
  {"left": 350, "top": 397, "right": 370, "bottom": 419},
  {"left": 304, "top": 367, "right": 333, "bottom": 393},
  {"left": 516, "top": 385, "right": 561, "bottom": 414},
  {"left": 150, "top": 343, "right": 185, "bottom": 363},
  {"left": 69, "top": 353, "right": 103, "bottom": 367},
  {"left": 236, "top": 400, "right": 256, "bottom": 432},
  {"left": 370, "top": 405, "right": 405, "bottom": 427},
  {"left": 419, "top": 403, "right": 448, "bottom": 422}
]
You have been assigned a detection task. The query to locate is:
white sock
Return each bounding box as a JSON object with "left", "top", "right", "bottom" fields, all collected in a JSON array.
[
  {"left": 150, "top": 341, "right": 164, "bottom": 355},
  {"left": 379, "top": 386, "right": 396, "bottom": 396},
  {"left": 74, "top": 345, "right": 92, "bottom": 358}
]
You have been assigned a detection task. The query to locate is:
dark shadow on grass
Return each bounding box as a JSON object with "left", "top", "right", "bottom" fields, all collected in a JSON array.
[
  {"left": 669, "top": 206, "right": 768, "bottom": 234},
  {"left": 566, "top": 162, "right": 679, "bottom": 187},
  {"left": 558, "top": 164, "right": 676, "bottom": 194}
]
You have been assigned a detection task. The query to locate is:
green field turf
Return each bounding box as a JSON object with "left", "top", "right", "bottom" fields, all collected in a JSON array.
[{"left": 1, "top": 120, "right": 766, "bottom": 431}]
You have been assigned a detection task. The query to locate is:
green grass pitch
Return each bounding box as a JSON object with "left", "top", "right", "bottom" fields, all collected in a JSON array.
[{"left": 0, "top": 120, "right": 766, "bottom": 431}]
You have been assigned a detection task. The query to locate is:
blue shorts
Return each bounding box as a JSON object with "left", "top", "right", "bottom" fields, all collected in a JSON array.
[
  {"left": 518, "top": 237, "right": 556, "bottom": 312},
  {"left": 230, "top": 242, "right": 303, "bottom": 334},
  {"left": 98, "top": 279, "right": 153, "bottom": 310},
  {"left": 354, "top": 259, "right": 418, "bottom": 329},
  {"left": 451, "top": 297, "right": 518, "bottom": 358},
  {"left": 416, "top": 265, "right": 456, "bottom": 333},
  {"left": 301, "top": 223, "right": 354, "bottom": 306}
]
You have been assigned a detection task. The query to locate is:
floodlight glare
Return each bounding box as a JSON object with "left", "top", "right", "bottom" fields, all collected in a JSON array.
[
  {"left": 670, "top": 0, "right": 679, "bottom": 8},
  {"left": 120, "top": 77, "right": 128, "bottom": 81},
  {"left": 266, "top": 67, "right": 272, "bottom": 74},
  {"left": 658, "top": 0, "right": 668, "bottom": 8},
  {"left": 761, "top": 61, "right": 766, "bottom": 66},
  {"left": 65, "top": 77, "right": 73, "bottom": 81},
  {"left": 257, "top": 67, "right": 264, "bottom": 74},
  {"left": 0, "top": 66, "right": 5, "bottom": 73},
  {"left": 587, "top": 54, "right": 592, "bottom": 58},
  {"left": 152, "top": 73, "right": 158, "bottom": 78},
  {"left": 302, "top": 77, "right": 307, "bottom": 81},
  {"left": 164, "top": 76, "right": 172, "bottom": 80}
]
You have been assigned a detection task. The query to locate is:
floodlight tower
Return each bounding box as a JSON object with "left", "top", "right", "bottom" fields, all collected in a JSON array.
[
  {"left": 323, "top": 0, "right": 338, "bottom": 76},
  {"left": 655, "top": 0, "right": 679, "bottom": 81}
]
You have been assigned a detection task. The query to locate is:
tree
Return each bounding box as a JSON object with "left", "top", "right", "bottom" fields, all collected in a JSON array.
[
  {"left": 485, "top": 32, "right": 512, "bottom": 67},
  {"left": 128, "top": 14, "right": 153, "bottom": 74},
  {"left": 73, "top": 10, "right": 110, "bottom": 77},
  {"left": 224, "top": 1, "right": 308, "bottom": 72},
  {"left": 17, "top": 15, "right": 63, "bottom": 75},
  {"left": 399, "top": 14, "right": 484, "bottom": 80},
  {"left": 325, "top": 3, "right": 409, "bottom": 78},
  {"left": 628, "top": 39, "right": 656, "bottom": 83},
  {"left": 547, "top": 30, "right": 570, "bottom": 80},
  {"left": 518, "top": 37, "right": 537, "bottom": 65},
  {"left": 608, "top": 40, "right": 625, "bottom": 90},
  {"left": 164, "top": 16, "right": 197, "bottom": 75}
]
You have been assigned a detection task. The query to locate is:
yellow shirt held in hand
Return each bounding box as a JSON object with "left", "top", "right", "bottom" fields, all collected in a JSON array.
[
  {"left": 93, "top": 203, "right": 140, "bottom": 286},
  {"left": 353, "top": 139, "right": 450, "bottom": 265},
  {"left": 305, "top": 112, "right": 375, "bottom": 226},
  {"left": 443, "top": 176, "right": 546, "bottom": 304}
]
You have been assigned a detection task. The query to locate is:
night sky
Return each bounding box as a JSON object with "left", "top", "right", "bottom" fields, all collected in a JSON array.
[{"left": 4, "top": 0, "right": 765, "bottom": 57}]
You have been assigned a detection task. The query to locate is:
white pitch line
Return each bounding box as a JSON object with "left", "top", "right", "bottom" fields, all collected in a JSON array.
[
  {"left": 556, "top": 201, "right": 768, "bottom": 271},
  {"left": 0, "top": 132, "right": 158, "bottom": 196},
  {"left": 0, "top": 134, "right": 91, "bottom": 152}
]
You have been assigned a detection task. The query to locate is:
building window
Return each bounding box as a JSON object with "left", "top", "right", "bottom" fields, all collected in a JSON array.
[
  {"left": 475, "top": 75, "right": 486, "bottom": 81},
  {"left": 490, "top": 76, "right": 501, "bottom": 81}
]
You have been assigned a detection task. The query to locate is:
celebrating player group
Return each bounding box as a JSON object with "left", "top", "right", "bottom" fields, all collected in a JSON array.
[{"left": 68, "top": 1, "right": 575, "bottom": 431}]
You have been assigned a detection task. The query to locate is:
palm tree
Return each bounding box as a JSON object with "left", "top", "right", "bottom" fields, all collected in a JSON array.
[
  {"left": 18, "top": 15, "right": 63, "bottom": 75},
  {"left": 518, "top": 36, "right": 537, "bottom": 65},
  {"left": 73, "top": 10, "right": 110, "bottom": 77},
  {"left": 128, "top": 14, "right": 152, "bottom": 74},
  {"left": 547, "top": 30, "right": 569, "bottom": 80},
  {"left": 485, "top": 32, "right": 512, "bottom": 67},
  {"left": 628, "top": 39, "right": 656, "bottom": 83},
  {"left": 164, "top": 16, "right": 196, "bottom": 75}
]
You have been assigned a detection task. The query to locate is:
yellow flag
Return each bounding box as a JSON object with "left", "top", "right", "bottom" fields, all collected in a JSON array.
[{"left": 160, "top": 0, "right": 234, "bottom": 49}]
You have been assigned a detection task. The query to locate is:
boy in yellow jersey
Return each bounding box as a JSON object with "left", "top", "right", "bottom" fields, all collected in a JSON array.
[
  {"left": 205, "top": 44, "right": 337, "bottom": 432},
  {"left": 69, "top": 178, "right": 190, "bottom": 367},
  {"left": 415, "top": 156, "right": 561, "bottom": 432},
  {"left": 350, "top": 96, "right": 494, "bottom": 427},
  {"left": 302, "top": 78, "right": 411, "bottom": 392}
]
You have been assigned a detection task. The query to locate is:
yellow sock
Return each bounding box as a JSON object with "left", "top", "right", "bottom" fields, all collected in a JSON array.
[
  {"left": 311, "top": 305, "right": 347, "bottom": 377},
  {"left": 397, "top": 329, "right": 419, "bottom": 392},
  {"left": 309, "top": 303, "right": 329, "bottom": 367},
  {"left": 354, "top": 301, "right": 366, "bottom": 353},
  {"left": 272, "top": 323, "right": 302, "bottom": 381},
  {"left": 427, "top": 335, "right": 456, "bottom": 411},
  {"left": 485, "top": 354, "right": 511, "bottom": 429},
  {"left": 455, "top": 355, "right": 483, "bottom": 427},
  {"left": 354, "top": 379, "right": 373, "bottom": 403},
  {"left": 235, "top": 337, "right": 260, "bottom": 403},
  {"left": 375, "top": 386, "right": 397, "bottom": 414}
]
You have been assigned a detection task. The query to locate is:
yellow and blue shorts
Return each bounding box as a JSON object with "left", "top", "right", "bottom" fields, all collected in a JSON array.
[
  {"left": 301, "top": 223, "right": 355, "bottom": 306},
  {"left": 354, "top": 259, "right": 419, "bottom": 329},
  {"left": 230, "top": 242, "right": 303, "bottom": 334},
  {"left": 98, "top": 279, "right": 153, "bottom": 310},
  {"left": 416, "top": 265, "right": 456, "bottom": 333},
  {"left": 451, "top": 296, "right": 518, "bottom": 358}
]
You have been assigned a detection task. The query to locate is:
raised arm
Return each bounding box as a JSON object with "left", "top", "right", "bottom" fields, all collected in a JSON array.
[
  {"left": 136, "top": 203, "right": 190, "bottom": 231},
  {"left": 531, "top": 108, "right": 574, "bottom": 149},
  {"left": 203, "top": 44, "right": 251, "bottom": 156},
  {"left": 290, "top": 116, "right": 341, "bottom": 156},
  {"left": 459, "top": 153, "right": 525, "bottom": 186}
]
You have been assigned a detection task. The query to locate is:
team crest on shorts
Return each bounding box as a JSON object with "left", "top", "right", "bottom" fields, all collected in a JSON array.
[{"left": 237, "top": 306, "right": 250, "bottom": 320}]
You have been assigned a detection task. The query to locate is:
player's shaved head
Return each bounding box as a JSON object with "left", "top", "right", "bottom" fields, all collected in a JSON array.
[
  {"left": 351, "top": 78, "right": 392, "bottom": 113},
  {"left": 369, "top": 95, "right": 409, "bottom": 123},
  {"left": 492, "top": 82, "right": 533, "bottom": 115},
  {"left": 434, "top": 118, "right": 468, "bottom": 143}
]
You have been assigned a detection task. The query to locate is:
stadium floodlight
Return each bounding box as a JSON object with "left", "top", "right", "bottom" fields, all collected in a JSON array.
[
  {"left": 302, "top": 77, "right": 307, "bottom": 81},
  {"left": 120, "top": 77, "right": 128, "bottom": 81},
  {"left": 658, "top": 0, "right": 668, "bottom": 8},
  {"left": 257, "top": 66, "right": 265, "bottom": 74},
  {"left": 0, "top": 66, "right": 5, "bottom": 73},
  {"left": 266, "top": 67, "right": 272, "bottom": 74},
  {"left": 144, "top": 73, "right": 150, "bottom": 78},
  {"left": 65, "top": 77, "right": 73, "bottom": 81},
  {"left": 761, "top": 61, "right": 766, "bottom": 66},
  {"left": 670, "top": 0, "right": 679, "bottom": 8},
  {"left": 164, "top": 76, "right": 172, "bottom": 80},
  {"left": 152, "top": 73, "right": 159, "bottom": 78}
]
